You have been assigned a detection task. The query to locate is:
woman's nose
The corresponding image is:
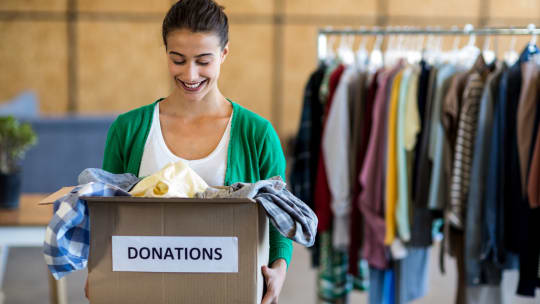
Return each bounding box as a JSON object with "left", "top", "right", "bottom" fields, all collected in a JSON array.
[{"left": 185, "top": 63, "right": 199, "bottom": 81}]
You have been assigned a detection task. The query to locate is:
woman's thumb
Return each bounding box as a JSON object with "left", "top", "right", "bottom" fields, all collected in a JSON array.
[{"left": 261, "top": 265, "right": 271, "bottom": 277}]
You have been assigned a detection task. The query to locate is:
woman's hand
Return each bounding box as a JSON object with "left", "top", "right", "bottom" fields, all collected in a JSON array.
[{"left": 261, "top": 258, "right": 287, "bottom": 304}]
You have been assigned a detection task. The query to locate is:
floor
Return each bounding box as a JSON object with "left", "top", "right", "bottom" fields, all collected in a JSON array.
[{"left": 2, "top": 243, "right": 539, "bottom": 303}]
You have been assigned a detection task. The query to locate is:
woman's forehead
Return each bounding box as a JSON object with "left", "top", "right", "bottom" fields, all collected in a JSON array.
[{"left": 166, "top": 29, "right": 221, "bottom": 53}]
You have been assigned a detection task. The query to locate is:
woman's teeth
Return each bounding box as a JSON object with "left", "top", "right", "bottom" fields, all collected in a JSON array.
[{"left": 183, "top": 81, "right": 203, "bottom": 88}]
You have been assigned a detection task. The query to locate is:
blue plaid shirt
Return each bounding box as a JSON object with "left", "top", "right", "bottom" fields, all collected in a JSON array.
[
  {"left": 43, "top": 182, "right": 132, "bottom": 279},
  {"left": 43, "top": 168, "right": 139, "bottom": 280}
]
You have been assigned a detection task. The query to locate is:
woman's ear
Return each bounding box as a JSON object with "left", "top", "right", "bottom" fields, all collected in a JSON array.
[{"left": 220, "top": 43, "right": 229, "bottom": 63}]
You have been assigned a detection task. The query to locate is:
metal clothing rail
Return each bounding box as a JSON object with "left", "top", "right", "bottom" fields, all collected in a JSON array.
[
  {"left": 317, "top": 25, "right": 540, "bottom": 61},
  {"left": 319, "top": 27, "right": 540, "bottom": 36}
]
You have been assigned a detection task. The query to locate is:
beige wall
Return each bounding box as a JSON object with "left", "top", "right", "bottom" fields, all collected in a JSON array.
[{"left": 1, "top": 0, "right": 540, "bottom": 148}]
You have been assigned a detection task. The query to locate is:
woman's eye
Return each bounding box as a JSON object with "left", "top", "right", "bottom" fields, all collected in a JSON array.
[
  {"left": 197, "top": 62, "right": 209, "bottom": 66},
  {"left": 173, "top": 61, "right": 185, "bottom": 65}
]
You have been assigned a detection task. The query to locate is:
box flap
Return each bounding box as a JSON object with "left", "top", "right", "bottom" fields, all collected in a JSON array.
[
  {"left": 38, "top": 186, "right": 76, "bottom": 205},
  {"left": 83, "top": 196, "right": 256, "bottom": 204}
]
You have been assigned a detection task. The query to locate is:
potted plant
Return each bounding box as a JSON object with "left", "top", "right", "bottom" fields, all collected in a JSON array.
[{"left": 0, "top": 116, "right": 37, "bottom": 209}]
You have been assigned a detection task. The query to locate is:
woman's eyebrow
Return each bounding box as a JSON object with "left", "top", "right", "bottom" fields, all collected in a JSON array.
[{"left": 168, "top": 51, "right": 214, "bottom": 58}]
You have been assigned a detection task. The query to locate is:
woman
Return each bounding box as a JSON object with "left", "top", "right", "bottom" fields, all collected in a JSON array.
[{"left": 97, "top": 0, "right": 292, "bottom": 302}]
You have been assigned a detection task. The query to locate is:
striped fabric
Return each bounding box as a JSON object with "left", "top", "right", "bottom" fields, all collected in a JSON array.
[
  {"left": 317, "top": 231, "right": 369, "bottom": 304},
  {"left": 448, "top": 73, "right": 486, "bottom": 229}
]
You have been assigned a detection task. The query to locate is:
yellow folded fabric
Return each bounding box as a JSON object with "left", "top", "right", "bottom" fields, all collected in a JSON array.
[{"left": 129, "top": 161, "right": 208, "bottom": 198}]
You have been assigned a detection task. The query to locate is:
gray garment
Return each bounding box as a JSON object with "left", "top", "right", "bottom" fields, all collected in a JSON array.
[
  {"left": 427, "top": 64, "right": 459, "bottom": 211},
  {"left": 465, "top": 65, "right": 506, "bottom": 286},
  {"left": 78, "top": 168, "right": 140, "bottom": 191},
  {"left": 195, "top": 176, "right": 318, "bottom": 247}
]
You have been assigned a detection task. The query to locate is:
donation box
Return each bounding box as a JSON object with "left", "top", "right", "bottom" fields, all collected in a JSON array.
[{"left": 84, "top": 196, "right": 269, "bottom": 304}]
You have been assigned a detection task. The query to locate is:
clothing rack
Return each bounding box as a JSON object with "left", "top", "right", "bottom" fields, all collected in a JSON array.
[{"left": 317, "top": 25, "right": 540, "bottom": 61}]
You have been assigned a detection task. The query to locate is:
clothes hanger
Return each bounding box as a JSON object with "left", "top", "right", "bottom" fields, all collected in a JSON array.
[
  {"left": 503, "top": 36, "right": 518, "bottom": 66},
  {"left": 433, "top": 31, "right": 443, "bottom": 65},
  {"left": 422, "top": 29, "right": 435, "bottom": 64},
  {"left": 355, "top": 27, "right": 369, "bottom": 69},
  {"left": 326, "top": 34, "right": 337, "bottom": 64},
  {"left": 526, "top": 24, "right": 540, "bottom": 65},
  {"left": 482, "top": 35, "right": 496, "bottom": 65},
  {"left": 459, "top": 24, "right": 480, "bottom": 68},
  {"left": 412, "top": 33, "right": 425, "bottom": 65},
  {"left": 528, "top": 23, "right": 538, "bottom": 53},
  {"left": 337, "top": 27, "right": 355, "bottom": 65},
  {"left": 368, "top": 27, "right": 384, "bottom": 73}
]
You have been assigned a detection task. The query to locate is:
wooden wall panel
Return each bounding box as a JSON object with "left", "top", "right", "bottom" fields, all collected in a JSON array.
[
  {"left": 217, "top": 0, "right": 273, "bottom": 15},
  {"left": 0, "top": 0, "right": 66, "bottom": 12},
  {"left": 490, "top": 0, "right": 540, "bottom": 18},
  {"left": 219, "top": 24, "right": 274, "bottom": 123},
  {"left": 285, "top": 0, "right": 377, "bottom": 17},
  {"left": 281, "top": 25, "right": 318, "bottom": 139},
  {"left": 77, "top": 21, "right": 170, "bottom": 113},
  {"left": 78, "top": 0, "right": 170, "bottom": 14},
  {"left": 387, "top": 0, "right": 480, "bottom": 18},
  {"left": 0, "top": 21, "right": 68, "bottom": 114}
]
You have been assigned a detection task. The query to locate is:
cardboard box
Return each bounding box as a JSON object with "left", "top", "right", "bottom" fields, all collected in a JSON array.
[{"left": 42, "top": 192, "right": 269, "bottom": 304}]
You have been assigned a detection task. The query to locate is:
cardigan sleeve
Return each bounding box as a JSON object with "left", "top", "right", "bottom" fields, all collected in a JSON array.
[
  {"left": 102, "top": 119, "right": 125, "bottom": 174},
  {"left": 259, "top": 122, "right": 293, "bottom": 267}
]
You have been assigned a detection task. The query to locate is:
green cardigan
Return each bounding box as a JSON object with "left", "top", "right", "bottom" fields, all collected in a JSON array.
[{"left": 102, "top": 99, "right": 293, "bottom": 266}]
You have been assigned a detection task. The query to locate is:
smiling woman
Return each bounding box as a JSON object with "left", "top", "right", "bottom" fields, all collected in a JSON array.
[{"left": 98, "top": 0, "right": 292, "bottom": 303}]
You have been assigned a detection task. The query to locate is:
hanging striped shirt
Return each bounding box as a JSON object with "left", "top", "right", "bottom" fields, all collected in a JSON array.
[{"left": 448, "top": 72, "right": 486, "bottom": 229}]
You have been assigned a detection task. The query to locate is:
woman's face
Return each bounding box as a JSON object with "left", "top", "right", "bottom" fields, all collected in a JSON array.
[{"left": 166, "top": 29, "right": 228, "bottom": 103}]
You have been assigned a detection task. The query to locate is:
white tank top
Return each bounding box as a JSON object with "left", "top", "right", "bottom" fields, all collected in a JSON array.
[{"left": 139, "top": 102, "right": 232, "bottom": 186}]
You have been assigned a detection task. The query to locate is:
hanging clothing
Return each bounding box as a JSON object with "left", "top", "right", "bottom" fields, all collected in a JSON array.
[
  {"left": 359, "top": 63, "right": 403, "bottom": 269},
  {"left": 503, "top": 58, "right": 526, "bottom": 256},
  {"left": 315, "top": 64, "right": 345, "bottom": 233},
  {"left": 293, "top": 37, "right": 540, "bottom": 303},
  {"left": 528, "top": 123, "right": 540, "bottom": 208},
  {"left": 465, "top": 63, "right": 506, "bottom": 286},
  {"left": 448, "top": 56, "right": 490, "bottom": 229},
  {"left": 314, "top": 64, "right": 354, "bottom": 304},
  {"left": 290, "top": 64, "right": 326, "bottom": 266},
  {"left": 346, "top": 68, "right": 368, "bottom": 275},
  {"left": 384, "top": 70, "right": 404, "bottom": 246},
  {"left": 482, "top": 69, "right": 509, "bottom": 268},
  {"left": 395, "top": 247, "right": 430, "bottom": 303},
  {"left": 349, "top": 71, "right": 379, "bottom": 275},
  {"left": 410, "top": 62, "right": 437, "bottom": 247},
  {"left": 290, "top": 64, "right": 326, "bottom": 209},
  {"left": 396, "top": 67, "right": 419, "bottom": 243},
  {"left": 323, "top": 66, "right": 355, "bottom": 249},
  {"left": 516, "top": 62, "right": 540, "bottom": 194},
  {"left": 427, "top": 64, "right": 459, "bottom": 211},
  {"left": 317, "top": 232, "right": 352, "bottom": 303},
  {"left": 516, "top": 52, "right": 540, "bottom": 296}
]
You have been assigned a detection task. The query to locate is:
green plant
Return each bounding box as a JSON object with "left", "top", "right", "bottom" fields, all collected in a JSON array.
[{"left": 0, "top": 116, "right": 37, "bottom": 174}]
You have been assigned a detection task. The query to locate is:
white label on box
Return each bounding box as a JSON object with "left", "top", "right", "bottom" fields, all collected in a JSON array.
[{"left": 112, "top": 236, "right": 238, "bottom": 273}]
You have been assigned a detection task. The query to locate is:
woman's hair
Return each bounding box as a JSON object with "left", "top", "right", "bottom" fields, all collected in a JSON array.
[{"left": 162, "top": 0, "right": 229, "bottom": 49}]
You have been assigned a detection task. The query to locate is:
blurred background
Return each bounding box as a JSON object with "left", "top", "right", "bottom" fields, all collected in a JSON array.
[
  {"left": 3, "top": 0, "right": 540, "bottom": 140},
  {"left": 1, "top": 0, "right": 540, "bottom": 303}
]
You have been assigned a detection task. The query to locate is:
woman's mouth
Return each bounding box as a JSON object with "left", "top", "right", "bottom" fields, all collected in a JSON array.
[{"left": 178, "top": 79, "right": 207, "bottom": 92}]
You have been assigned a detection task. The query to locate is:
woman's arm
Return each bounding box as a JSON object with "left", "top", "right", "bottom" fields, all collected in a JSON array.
[{"left": 258, "top": 122, "right": 293, "bottom": 303}]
